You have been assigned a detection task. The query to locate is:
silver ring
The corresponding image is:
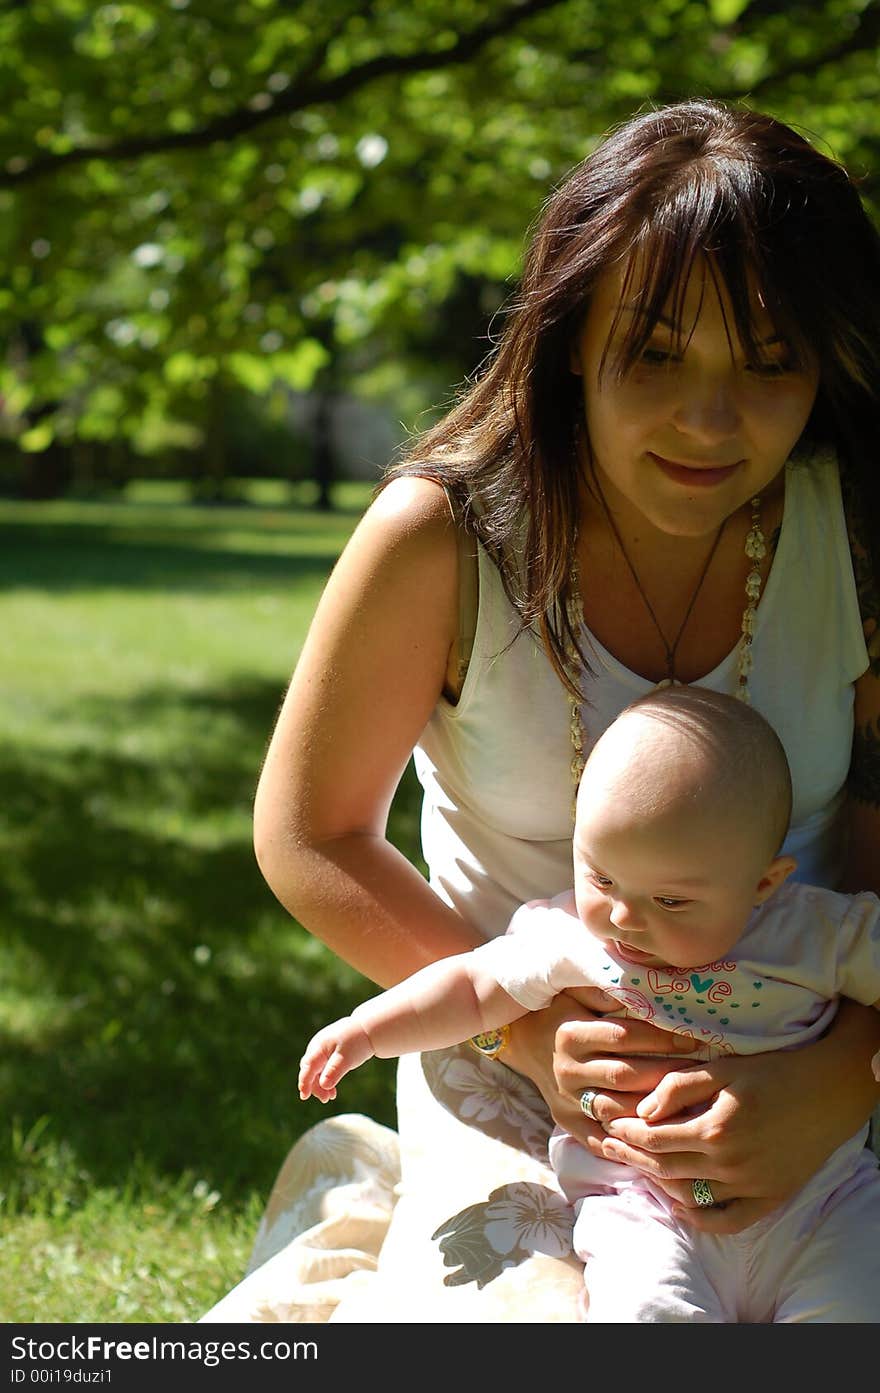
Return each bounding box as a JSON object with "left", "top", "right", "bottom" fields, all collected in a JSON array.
[
  {"left": 692, "top": 1178, "right": 718, "bottom": 1208},
  {"left": 579, "top": 1089, "right": 600, "bottom": 1122}
]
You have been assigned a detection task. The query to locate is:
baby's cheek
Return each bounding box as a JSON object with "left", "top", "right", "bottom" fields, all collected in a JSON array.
[
  {"left": 577, "top": 892, "right": 608, "bottom": 939},
  {"left": 660, "top": 929, "right": 693, "bottom": 965},
  {"left": 585, "top": 889, "right": 607, "bottom": 917}
]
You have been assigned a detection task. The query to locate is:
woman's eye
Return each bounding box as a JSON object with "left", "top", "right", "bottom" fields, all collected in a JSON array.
[
  {"left": 640, "top": 347, "right": 675, "bottom": 366},
  {"left": 746, "top": 358, "right": 791, "bottom": 378}
]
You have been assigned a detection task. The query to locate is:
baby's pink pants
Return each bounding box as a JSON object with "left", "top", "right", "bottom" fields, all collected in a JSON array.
[{"left": 550, "top": 1127, "right": 880, "bottom": 1323}]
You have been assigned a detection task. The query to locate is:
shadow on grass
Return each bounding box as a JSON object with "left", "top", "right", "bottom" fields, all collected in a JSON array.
[
  {"left": 0, "top": 519, "right": 347, "bottom": 594},
  {"left": 1, "top": 677, "right": 426, "bottom": 1207}
]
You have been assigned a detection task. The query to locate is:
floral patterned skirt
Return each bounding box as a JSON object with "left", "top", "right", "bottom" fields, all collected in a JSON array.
[
  {"left": 200, "top": 1044, "right": 584, "bottom": 1323},
  {"left": 200, "top": 1048, "right": 880, "bottom": 1324}
]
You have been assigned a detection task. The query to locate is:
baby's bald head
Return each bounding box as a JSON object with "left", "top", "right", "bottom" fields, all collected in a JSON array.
[{"left": 577, "top": 688, "right": 792, "bottom": 863}]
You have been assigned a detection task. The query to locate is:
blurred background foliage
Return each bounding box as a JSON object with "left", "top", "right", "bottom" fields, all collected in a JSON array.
[{"left": 1, "top": 0, "right": 879, "bottom": 506}]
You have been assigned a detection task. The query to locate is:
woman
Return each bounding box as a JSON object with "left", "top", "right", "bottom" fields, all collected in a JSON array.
[{"left": 204, "top": 99, "right": 880, "bottom": 1323}]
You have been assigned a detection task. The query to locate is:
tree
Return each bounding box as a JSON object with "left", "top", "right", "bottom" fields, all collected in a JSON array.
[{"left": 0, "top": 0, "right": 878, "bottom": 497}]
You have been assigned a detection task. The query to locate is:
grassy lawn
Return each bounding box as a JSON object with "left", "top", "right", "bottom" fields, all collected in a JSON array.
[{"left": 0, "top": 478, "right": 421, "bottom": 1322}]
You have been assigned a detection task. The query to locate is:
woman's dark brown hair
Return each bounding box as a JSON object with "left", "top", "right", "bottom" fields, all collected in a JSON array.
[{"left": 383, "top": 99, "right": 880, "bottom": 691}]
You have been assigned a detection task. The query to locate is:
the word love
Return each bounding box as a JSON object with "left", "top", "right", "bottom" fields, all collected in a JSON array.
[{"left": 646, "top": 966, "right": 734, "bottom": 1003}]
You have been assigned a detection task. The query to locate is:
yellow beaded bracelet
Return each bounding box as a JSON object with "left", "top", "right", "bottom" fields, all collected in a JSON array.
[{"left": 467, "top": 1025, "right": 510, "bottom": 1060}]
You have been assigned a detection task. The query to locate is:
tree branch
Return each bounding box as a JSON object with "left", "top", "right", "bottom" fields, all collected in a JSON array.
[
  {"left": 713, "top": 0, "right": 880, "bottom": 102},
  {"left": 289, "top": 0, "right": 375, "bottom": 92},
  {"left": 0, "top": 0, "right": 568, "bottom": 188}
]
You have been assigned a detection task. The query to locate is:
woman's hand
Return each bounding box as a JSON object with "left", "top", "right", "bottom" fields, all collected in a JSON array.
[
  {"left": 504, "top": 986, "right": 699, "bottom": 1154},
  {"left": 591, "top": 1051, "right": 828, "bottom": 1233},
  {"left": 557, "top": 997, "right": 880, "bottom": 1234}
]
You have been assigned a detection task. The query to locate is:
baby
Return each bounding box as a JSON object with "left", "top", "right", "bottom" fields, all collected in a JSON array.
[{"left": 299, "top": 687, "right": 880, "bottom": 1321}]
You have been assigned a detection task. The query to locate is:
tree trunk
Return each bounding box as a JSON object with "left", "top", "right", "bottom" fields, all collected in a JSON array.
[{"left": 311, "top": 385, "right": 336, "bottom": 512}]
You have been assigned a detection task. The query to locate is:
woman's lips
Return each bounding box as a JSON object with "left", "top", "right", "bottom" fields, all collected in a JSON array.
[{"left": 650, "top": 452, "right": 741, "bottom": 487}]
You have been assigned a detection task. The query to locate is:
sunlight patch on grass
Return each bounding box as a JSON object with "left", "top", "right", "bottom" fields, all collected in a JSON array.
[{"left": 0, "top": 1179, "right": 263, "bottom": 1322}]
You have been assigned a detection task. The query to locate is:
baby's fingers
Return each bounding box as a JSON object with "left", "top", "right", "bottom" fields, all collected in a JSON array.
[
  {"left": 316, "top": 1047, "right": 350, "bottom": 1091},
  {"left": 298, "top": 1036, "right": 337, "bottom": 1101}
]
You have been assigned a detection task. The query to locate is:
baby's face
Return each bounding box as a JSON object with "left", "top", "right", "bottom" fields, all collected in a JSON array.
[{"left": 572, "top": 774, "right": 772, "bottom": 971}]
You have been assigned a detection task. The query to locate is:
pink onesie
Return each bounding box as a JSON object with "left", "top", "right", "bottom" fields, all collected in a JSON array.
[{"left": 473, "top": 879, "right": 880, "bottom": 1322}]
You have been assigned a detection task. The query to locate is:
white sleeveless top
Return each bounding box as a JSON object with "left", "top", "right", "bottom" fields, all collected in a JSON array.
[{"left": 414, "top": 455, "right": 869, "bottom": 939}]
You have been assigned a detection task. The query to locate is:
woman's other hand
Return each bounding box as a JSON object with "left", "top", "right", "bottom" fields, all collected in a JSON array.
[
  {"left": 504, "top": 985, "right": 699, "bottom": 1153},
  {"left": 558, "top": 997, "right": 880, "bottom": 1233}
]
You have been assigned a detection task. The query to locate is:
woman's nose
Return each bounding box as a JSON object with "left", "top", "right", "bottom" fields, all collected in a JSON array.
[{"left": 672, "top": 377, "right": 741, "bottom": 444}]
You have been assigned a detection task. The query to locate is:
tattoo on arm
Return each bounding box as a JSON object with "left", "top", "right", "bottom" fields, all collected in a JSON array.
[{"left": 849, "top": 718, "right": 880, "bottom": 809}]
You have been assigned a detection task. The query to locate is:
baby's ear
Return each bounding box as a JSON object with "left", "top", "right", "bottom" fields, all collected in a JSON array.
[{"left": 753, "top": 855, "right": 798, "bottom": 905}]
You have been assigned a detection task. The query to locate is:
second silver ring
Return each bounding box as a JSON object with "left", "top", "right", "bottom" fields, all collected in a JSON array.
[
  {"left": 579, "top": 1088, "right": 600, "bottom": 1122},
  {"left": 692, "top": 1178, "right": 718, "bottom": 1208}
]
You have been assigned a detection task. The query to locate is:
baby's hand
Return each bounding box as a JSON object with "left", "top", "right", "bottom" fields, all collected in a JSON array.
[
  {"left": 871, "top": 1049, "right": 880, "bottom": 1084},
  {"left": 298, "top": 1017, "right": 374, "bottom": 1103}
]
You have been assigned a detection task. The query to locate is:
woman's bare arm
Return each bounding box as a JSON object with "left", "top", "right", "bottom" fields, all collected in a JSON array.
[{"left": 254, "top": 476, "right": 486, "bottom": 988}]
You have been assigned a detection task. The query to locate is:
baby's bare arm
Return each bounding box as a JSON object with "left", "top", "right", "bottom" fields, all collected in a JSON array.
[{"left": 298, "top": 954, "right": 526, "bottom": 1101}]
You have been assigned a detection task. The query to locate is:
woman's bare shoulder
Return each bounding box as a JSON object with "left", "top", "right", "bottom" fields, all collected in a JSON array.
[
  {"left": 366, "top": 473, "right": 456, "bottom": 534},
  {"left": 306, "top": 473, "right": 460, "bottom": 666},
  {"left": 334, "top": 475, "right": 460, "bottom": 601}
]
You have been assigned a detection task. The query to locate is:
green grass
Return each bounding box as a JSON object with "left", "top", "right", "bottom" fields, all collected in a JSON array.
[{"left": 0, "top": 478, "right": 423, "bottom": 1322}]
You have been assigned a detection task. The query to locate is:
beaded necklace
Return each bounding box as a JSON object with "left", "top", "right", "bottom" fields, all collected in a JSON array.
[{"left": 566, "top": 495, "right": 766, "bottom": 821}]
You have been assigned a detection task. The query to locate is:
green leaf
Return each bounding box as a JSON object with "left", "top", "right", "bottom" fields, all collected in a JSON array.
[{"left": 20, "top": 422, "right": 54, "bottom": 452}]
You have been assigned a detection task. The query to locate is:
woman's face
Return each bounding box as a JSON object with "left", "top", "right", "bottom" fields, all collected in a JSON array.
[{"left": 570, "top": 256, "right": 820, "bottom": 537}]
